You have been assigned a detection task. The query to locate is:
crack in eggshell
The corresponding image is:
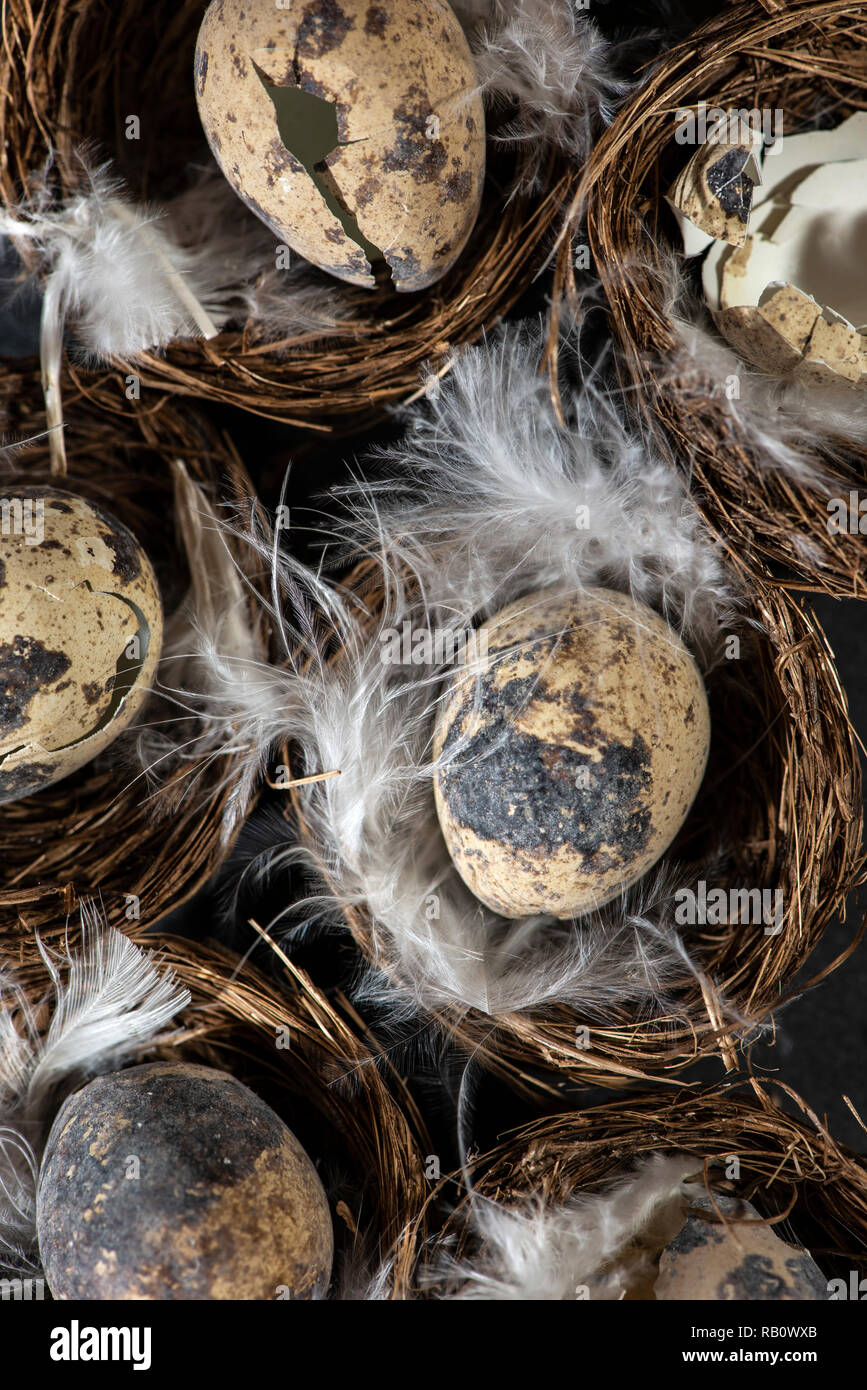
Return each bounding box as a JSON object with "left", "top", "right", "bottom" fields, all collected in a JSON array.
[
  {"left": 0, "top": 489, "right": 163, "bottom": 803},
  {"left": 195, "top": 0, "right": 485, "bottom": 291},
  {"left": 0, "top": 584, "right": 151, "bottom": 766}
]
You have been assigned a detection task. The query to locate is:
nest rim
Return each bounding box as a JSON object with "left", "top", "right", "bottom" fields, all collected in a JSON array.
[
  {"left": 400, "top": 1077, "right": 867, "bottom": 1296},
  {"left": 291, "top": 552, "right": 864, "bottom": 1092}
]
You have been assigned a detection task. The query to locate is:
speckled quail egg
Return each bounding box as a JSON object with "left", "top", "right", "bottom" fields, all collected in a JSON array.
[
  {"left": 433, "top": 586, "right": 710, "bottom": 919},
  {"left": 37, "top": 1062, "right": 334, "bottom": 1301},
  {"left": 0, "top": 487, "right": 162, "bottom": 803},
  {"left": 195, "top": 0, "right": 486, "bottom": 290}
]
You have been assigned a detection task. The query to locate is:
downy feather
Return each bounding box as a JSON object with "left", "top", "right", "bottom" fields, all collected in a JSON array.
[
  {"left": 0, "top": 908, "right": 190, "bottom": 1276},
  {"left": 426, "top": 1154, "right": 701, "bottom": 1300}
]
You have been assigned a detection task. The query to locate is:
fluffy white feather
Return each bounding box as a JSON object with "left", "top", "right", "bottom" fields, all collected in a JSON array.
[
  {"left": 648, "top": 238, "right": 867, "bottom": 485},
  {"left": 131, "top": 462, "right": 270, "bottom": 838},
  {"left": 2, "top": 155, "right": 348, "bottom": 363},
  {"left": 0, "top": 909, "right": 190, "bottom": 1276},
  {"left": 457, "top": 0, "right": 629, "bottom": 191},
  {"left": 191, "top": 320, "right": 752, "bottom": 1035},
  {"left": 426, "top": 1154, "right": 701, "bottom": 1300}
]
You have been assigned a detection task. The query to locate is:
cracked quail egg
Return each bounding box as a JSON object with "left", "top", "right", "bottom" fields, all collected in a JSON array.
[
  {"left": 0, "top": 487, "right": 162, "bottom": 803},
  {"left": 194, "top": 0, "right": 485, "bottom": 291}
]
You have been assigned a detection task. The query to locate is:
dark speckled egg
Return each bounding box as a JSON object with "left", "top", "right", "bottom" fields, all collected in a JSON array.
[
  {"left": 0, "top": 486, "right": 162, "bottom": 803},
  {"left": 655, "top": 1192, "right": 827, "bottom": 1300},
  {"left": 195, "top": 0, "right": 485, "bottom": 290},
  {"left": 37, "top": 1062, "right": 334, "bottom": 1301},
  {"left": 433, "top": 586, "right": 711, "bottom": 919}
]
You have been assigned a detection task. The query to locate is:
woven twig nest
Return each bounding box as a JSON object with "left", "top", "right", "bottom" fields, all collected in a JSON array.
[
  {"left": 0, "top": 0, "right": 577, "bottom": 427},
  {"left": 568, "top": 0, "right": 867, "bottom": 595},
  {"left": 0, "top": 924, "right": 431, "bottom": 1297},
  {"left": 145, "top": 934, "right": 432, "bottom": 1294},
  {"left": 0, "top": 362, "right": 269, "bottom": 968},
  {"left": 402, "top": 1080, "right": 867, "bottom": 1297},
  {"left": 294, "top": 555, "right": 863, "bottom": 1089}
]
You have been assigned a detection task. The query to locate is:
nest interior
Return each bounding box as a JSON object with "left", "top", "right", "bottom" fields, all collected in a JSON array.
[
  {"left": 572, "top": 0, "right": 867, "bottom": 595},
  {"left": 294, "top": 558, "right": 863, "bottom": 1089},
  {"left": 411, "top": 1081, "right": 867, "bottom": 1296},
  {"left": 0, "top": 0, "right": 576, "bottom": 425},
  {"left": 0, "top": 362, "right": 266, "bottom": 969}
]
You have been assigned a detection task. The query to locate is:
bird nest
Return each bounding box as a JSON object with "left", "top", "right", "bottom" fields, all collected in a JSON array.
[
  {"left": 0, "top": 362, "right": 269, "bottom": 968},
  {"left": 564, "top": 0, "right": 867, "bottom": 596},
  {"left": 401, "top": 1079, "right": 867, "bottom": 1296},
  {"left": 143, "top": 933, "right": 432, "bottom": 1295},
  {"left": 0, "top": 0, "right": 576, "bottom": 428},
  {"left": 292, "top": 555, "right": 863, "bottom": 1090}
]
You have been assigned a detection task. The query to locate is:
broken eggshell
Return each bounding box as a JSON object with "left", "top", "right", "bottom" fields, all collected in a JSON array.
[
  {"left": 0, "top": 487, "right": 162, "bottom": 803},
  {"left": 667, "top": 113, "right": 867, "bottom": 384},
  {"left": 433, "top": 586, "right": 710, "bottom": 920},
  {"left": 194, "top": 0, "right": 486, "bottom": 291}
]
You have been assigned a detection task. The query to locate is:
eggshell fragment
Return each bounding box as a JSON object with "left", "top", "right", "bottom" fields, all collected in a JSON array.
[
  {"left": 655, "top": 1193, "right": 827, "bottom": 1301},
  {"left": 195, "top": 0, "right": 485, "bottom": 291},
  {"left": 670, "top": 113, "right": 867, "bottom": 385},
  {"left": 37, "top": 1062, "right": 334, "bottom": 1301},
  {"left": 0, "top": 488, "right": 162, "bottom": 803},
  {"left": 666, "top": 139, "right": 762, "bottom": 248},
  {"left": 433, "top": 586, "right": 710, "bottom": 920}
]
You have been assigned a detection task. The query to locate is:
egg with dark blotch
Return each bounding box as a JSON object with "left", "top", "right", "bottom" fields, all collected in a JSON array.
[
  {"left": 433, "top": 586, "right": 711, "bottom": 919},
  {"left": 655, "top": 1193, "right": 827, "bottom": 1300},
  {"left": 195, "top": 0, "right": 485, "bottom": 291},
  {"left": 37, "top": 1062, "right": 334, "bottom": 1301},
  {"left": 0, "top": 487, "right": 162, "bottom": 804}
]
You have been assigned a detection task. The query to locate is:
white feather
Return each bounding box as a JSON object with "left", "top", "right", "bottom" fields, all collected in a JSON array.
[
  {"left": 426, "top": 1154, "right": 701, "bottom": 1300},
  {"left": 459, "top": 0, "right": 630, "bottom": 191},
  {"left": 2, "top": 154, "right": 348, "bottom": 365},
  {"left": 648, "top": 239, "right": 867, "bottom": 485},
  {"left": 0, "top": 908, "right": 190, "bottom": 1276},
  {"left": 132, "top": 463, "right": 270, "bottom": 838}
]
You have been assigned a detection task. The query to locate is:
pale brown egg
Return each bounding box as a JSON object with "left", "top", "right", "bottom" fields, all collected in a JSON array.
[
  {"left": 195, "top": 0, "right": 485, "bottom": 291},
  {"left": 655, "top": 1193, "right": 827, "bottom": 1301},
  {"left": 433, "top": 586, "right": 710, "bottom": 919},
  {"left": 0, "top": 487, "right": 162, "bottom": 803},
  {"left": 37, "top": 1062, "right": 335, "bottom": 1301}
]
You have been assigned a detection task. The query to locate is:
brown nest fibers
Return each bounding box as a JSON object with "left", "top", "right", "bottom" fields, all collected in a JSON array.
[
  {"left": 0, "top": 362, "right": 270, "bottom": 969},
  {"left": 144, "top": 932, "right": 432, "bottom": 1294},
  {"left": 0, "top": 0, "right": 576, "bottom": 428},
  {"left": 295, "top": 558, "right": 863, "bottom": 1091},
  {"left": 400, "top": 1079, "right": 867, "bottom": 1296},
  {"left": 561, "top": 0, "right": 867, "bottom": 596}
]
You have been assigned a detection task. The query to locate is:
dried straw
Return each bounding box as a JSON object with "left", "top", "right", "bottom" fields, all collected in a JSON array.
[{"left": 404, "top": 1077, "right": 867, "bottom": 1295}]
